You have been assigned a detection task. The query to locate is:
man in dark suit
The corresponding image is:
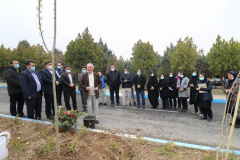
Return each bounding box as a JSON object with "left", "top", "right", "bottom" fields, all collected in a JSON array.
[
  {"left": 4, "top": 59, "right": 25, "bottom": 117},
  {"left": 19, "top": 60, "right": 44, "bottom": 120},
  {"left": 60, "top": 65, "right": 78, "bottom": 110},
  {"left": 56, "top": 62, "right": 66, "bottom": 106},
  {"left": 40, "top": 61, "right": 59, "bottom": 120},
  {"left": 80, "top": 63, "right": 102, "bottom": 124}
]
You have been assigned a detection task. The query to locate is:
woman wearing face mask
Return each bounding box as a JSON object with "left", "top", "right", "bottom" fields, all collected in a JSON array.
[
  {"left": 195, "top": 73, "right": 213, "bottom": 122},
  {"left": 189, "top": 70, "right": 201, "bottom": 115},
  {"left": 177, "top": 72, "right": 182, "bottom": 109},
  {"left": 158, "top": 74, "right": 170, "bottom": 110},
  {"left": 147, "top": 71, "right": 159, "bottom": 109},
  {"left": 177, "top": 72, "right": 189, "bottom": 112},
  {"left": 225, "top": 71, "right": 240, "bottom": 128},
  {"left": 168, "top": 72, "right": 177, "bottom": 110}
]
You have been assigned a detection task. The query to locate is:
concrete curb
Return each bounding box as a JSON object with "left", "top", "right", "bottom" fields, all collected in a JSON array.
[
  {"left": 0, "top": 113, "right": 239, "bottom": 155},
  {"left": 1, "top": 85, "right": 226, "bottom": 103}
]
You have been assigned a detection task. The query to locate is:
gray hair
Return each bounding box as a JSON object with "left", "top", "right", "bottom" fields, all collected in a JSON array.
[{"left": 87, "top": 63, "right": 94, "bottom": 68}]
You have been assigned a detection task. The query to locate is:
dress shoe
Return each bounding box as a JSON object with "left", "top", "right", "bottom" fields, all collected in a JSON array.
[
  {"left": 200, "top": 117, "right": 207, "bottom": 120},
  {"left": 99, "top": 102, "right": 103, "bottom": 105},
  {"left": 235, "top": 124, "right": 240, "bottom": 128},
  {"left": 47, "top": 116, "right": 54, "bottom": 120},
  {"left": 117, "top": 103, "right": 121, "bottom": 106},
  {"left": 19, "top": 114, "right": 26, "bottom": 118},
  {"left": 104, "top": 103, "right": 107, "bottom": 105},
  {"left": 95, "top": 120, "right": 99, "bottom": 124}
]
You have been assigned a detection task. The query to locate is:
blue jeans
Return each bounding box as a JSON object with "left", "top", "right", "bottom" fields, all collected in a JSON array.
[{"left": 136, "top": 90, "right": 145, "bottom": 108}]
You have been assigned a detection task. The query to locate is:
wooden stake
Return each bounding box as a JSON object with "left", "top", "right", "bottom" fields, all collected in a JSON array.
[{"left": 225, "top": 78, "right": 240, "bottom": 160}]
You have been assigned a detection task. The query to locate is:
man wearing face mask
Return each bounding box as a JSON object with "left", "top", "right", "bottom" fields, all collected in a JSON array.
[
  {"left": 133, "top": 70, "right": 146, "bottom": 109},
  {"left": 20, "top": 60, "right": 44, "bottom": 120},
  {"left": 107, "top": 65, "right": 121, "bottom": 107},
  {"left": 60, "top": 65, "right": 78, "bottom": 111},
  {"left": 40, "top": 61, "right": 59, "bottom": 120},
  {"left": 4, "top": 59, "right": 25, "bottom": 117},
  {"left": 56, "top": 62, "right": 66, "bottom": 106},
  {"left": 78, "top": 66, "right": 87, "bottom": 112},
  {"left": 120, "top": 68, "right": 133, "bottom": 108}
]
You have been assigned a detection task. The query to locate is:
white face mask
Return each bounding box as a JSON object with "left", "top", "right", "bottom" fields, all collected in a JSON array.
[
  {"left": 99, "top": 74, "right": 101, "bottom": 76},
  {"left": 178, "top": 74, "right": 181, "bottom": 77},
  {"left": 161, "top": 77, "right": 164, "bottom": 79},
  {"left": 111, "top": 68, "right": 114, "bottom": 71},
  {"left": 66, "top": 70, "right": 71, "bottom": 73},
  {"left": 180, "top": 75, "right": 184, "bottom": 78},
  {"left": 48, "top": 66, "right": 52, "bottom": 70},
  {"left": 151, "top": 74, "right": 154, "bottom": 77}
]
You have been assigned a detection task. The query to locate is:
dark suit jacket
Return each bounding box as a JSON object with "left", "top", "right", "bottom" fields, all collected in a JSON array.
[
  {"left": 40, "top": 68, "right": 59, "bottom": 94},
  {"left": 60, "top": 72, "right": 78, "bottom": 92},
  {"left": 80, "top": 72, "right": 102, "bottom": 99},
  {"left": 19, "top": 70, "right": 43, "bottom": 100}
]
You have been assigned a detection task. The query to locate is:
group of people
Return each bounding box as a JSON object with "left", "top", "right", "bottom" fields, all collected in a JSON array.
[{"left": 3, "top": 59, "right": 240, "bottom": 127}]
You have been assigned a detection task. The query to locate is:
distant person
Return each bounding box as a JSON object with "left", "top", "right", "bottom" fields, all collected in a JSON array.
[
  {"left": 120, "top": 68, "right": 133, "bottom": 108},
  {"left": 168, "top": 72, "right": 177, "bottom": 110},
  {"left": 133, "top": 69, "right": 146, "bottom": 109},
  {"left": 147, "top": 71, "right": 159, "bottom": 109},
  {"left": 56, "top": 62, "right": 66, "bottom": 106},
  {"left": 98, "top": 71, "right": 107, "bottom": 106},
  {"left": 107, "top": 65, "right": 121, "bottom": 107},
  {"left": 128, "top": 72, "right": 137, "bottom": 106},
  {"left": 78, "top": 66, "right": 87, "bottom": 112},
  {"left": 177, "top": 72, "right": 189, "bottom": 112},
  {"left": 4, "top": 59, "right": 25, "bottom": 117},
  {"left": 158, "top": 74, "right": 170, "bottom": 110},
  {"left": 19, "top": 60, "right": 43, "bottom": 120},
  {"left": 40, "top": 61, "right": 59, "bottom": 120},
  {"left": 189, "top": 70, "right": 200, "bottom": 115},
  {"left": 195, "top": 73, "right": 213, "bottom": 122},
  {"left": 177, "top": 72, "right": 182, "bottom": 109},
  {"left": 60, "top": 65, "right": 78, "bottom": 111},
  {"left": 225, "top": 71, "right": 240, "bottom": 128},
  {"left": 80, "top": 63, "right": 102, "bottom": 124}
]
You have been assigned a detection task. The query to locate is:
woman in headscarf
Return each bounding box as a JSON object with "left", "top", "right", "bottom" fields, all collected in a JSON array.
[
  {"left": 177, "top": 72, "right": 182, "bottom": 109},
  {"left": 225, "top": 71, "right": 240, "bottom": 128},
  {"left": 195, "top": 73, "right": 213, "bottom": 122},
  {"left": 168, "top": 72, "right": 177, "bottom": 110},
  {"left": 147, "top": 71, "right": 159, "bottom": 109},
  {"left": 189, "top": 70, "right": 201, "bottom": 115},
  {"left": 177, "top": 71, "right": 189, "bottom": 112},
  {"left": 158, "top": 74, "right": 170, "bottom": 110}
]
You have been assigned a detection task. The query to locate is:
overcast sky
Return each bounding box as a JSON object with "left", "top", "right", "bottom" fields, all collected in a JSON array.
[{"left": 1, "top": 0, "right": 240, "bottom": 60}]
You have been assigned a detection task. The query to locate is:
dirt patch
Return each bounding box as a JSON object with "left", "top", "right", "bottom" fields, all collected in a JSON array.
[{"left": 0, "top": 116, "right": 238, "bottom": 160}]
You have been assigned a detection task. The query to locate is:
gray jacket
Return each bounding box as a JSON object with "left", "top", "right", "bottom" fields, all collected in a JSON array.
[
  {"left": 177, "top": 77, "right": 189, "bottom": 98},
  {"left": 78, "top": 72, "right": 85, "bottom": 91}
]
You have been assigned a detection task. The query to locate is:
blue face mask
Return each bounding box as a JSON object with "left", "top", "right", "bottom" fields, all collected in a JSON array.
[
  {"left": 199, "top": 77, "right": 204, "bottom": 81},
  {"left": 14, "top": 64, "right": 19, "bottom": 69},
  {"left": 57, "top": 66, "right": 61, "bottom": 69},
  {"left": 124, "top": 71, "right": 127, "bottom": 74},
  {"left": 82, "top": 70, "right": 86, "bottom": 73},
  {"left": 30, "top": 67, "right": 35, "bottom": 72},
  {"left": 137, "top": 72, "right": 140, "bottom": 76},
  {"left": 169, "top": 75, "right": 173, "bottom": 77},
  {"left": 192, "top": 73, "right": 197, "bottom": 76}
]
